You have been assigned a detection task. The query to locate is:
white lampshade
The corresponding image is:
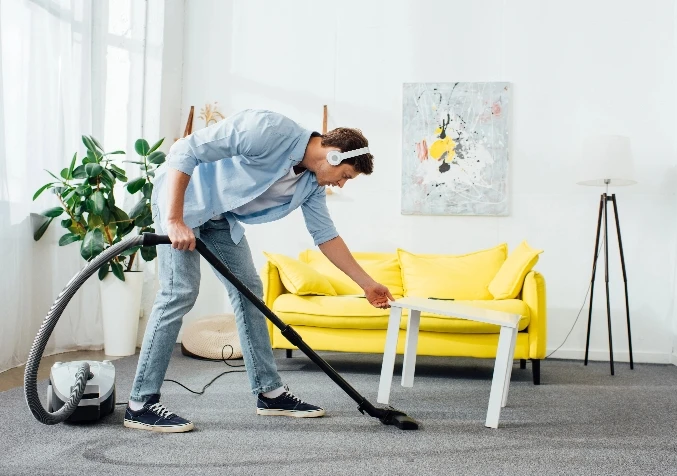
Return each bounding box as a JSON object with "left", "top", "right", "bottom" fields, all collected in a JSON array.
[{"left": 576, "top": 135, "right": 637, "bottom": 186}]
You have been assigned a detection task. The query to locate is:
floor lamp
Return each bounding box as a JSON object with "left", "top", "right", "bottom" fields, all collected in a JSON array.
[{"left": 577, "top": 135, "right": 636, "bottom": 376}]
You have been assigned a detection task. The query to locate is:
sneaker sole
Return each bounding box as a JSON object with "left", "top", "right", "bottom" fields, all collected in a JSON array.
[
  {"left": 256, "top": 408, "right": 325, "bottom": 418},
  {"left": 124, "top": 419, "right": 195, "bottom": 433}
]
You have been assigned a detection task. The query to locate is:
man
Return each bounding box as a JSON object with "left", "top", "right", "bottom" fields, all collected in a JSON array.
[{"left": 123, "top": 109, "right": 394, "bottom": 432}]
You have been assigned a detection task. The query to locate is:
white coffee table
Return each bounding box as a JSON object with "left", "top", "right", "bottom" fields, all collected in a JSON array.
[{"left": 377, "top": 297, "right": 521, "bottom": 429}]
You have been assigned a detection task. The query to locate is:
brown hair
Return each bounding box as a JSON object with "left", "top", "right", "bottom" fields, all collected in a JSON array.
[{"left": 321, "top": 128, "right": 374, "bottom": 175}]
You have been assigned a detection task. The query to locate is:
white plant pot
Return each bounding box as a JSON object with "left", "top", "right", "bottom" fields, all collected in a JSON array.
[{"left": 100, "top": 271, "right": 144, "bottom": 356}]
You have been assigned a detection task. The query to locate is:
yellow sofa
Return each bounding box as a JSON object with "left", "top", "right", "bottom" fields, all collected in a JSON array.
[{"left": 261, "top": 243, "right": 547, "bottom": 385}]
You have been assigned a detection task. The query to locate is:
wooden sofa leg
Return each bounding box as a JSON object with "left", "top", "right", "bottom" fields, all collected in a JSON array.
[
  {"left": 519, "top": 359, "right": 527, "bottom": 369},
  {"left": 532, "top": 359, "right": 541, "bottom": 385},
  {"left": 286, "top": 349, "right": 293, "bottom": 359}
]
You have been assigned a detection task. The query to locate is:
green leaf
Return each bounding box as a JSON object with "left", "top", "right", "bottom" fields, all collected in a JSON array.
[
  {"left": 148, "top": 138, "right": 164, "bottom": 153},
  {"left": 111, "top": 261, "right": 125, "bottom": 281},
  {"left": 135, "top": 139, "right": 150, "bottom": 156},
  {"left": 58, "top": 233, "right": 80, "bottom": 246},
  {"left": 134, "top": 207, "right": 153, "bottom": 227},
  {"left": 147, "top": 171, "right": 155, "bottom": 178},
  {"left": 34, "top": 217, "right": 53, "bottom": 241},
  {"left": 91, "top": 191, "right": 105, "bottom": 214},
  {"left": 142, "top": 182, "right": 153, "bottom": 199},
  {"left": 122, "top": 160, "right": 145, "bottom": 165},
  {"left": 60, "top": 218, "right": 72, "bottom": 228},
  {"left": 109, "top": 163, "right": 126, "bottom": 175},
  {"left": 100, "top": 168, "right": 115, "bottom": 189},
  {"left": 112, "top": 206, "right": 130, "bottom": 223},
  {"left": 68, "top": 153, "right": 78, "bottom": 179},
  {"left": 89, "top": 136, "right": 104, "bottom": 151},
  {"left": 72, "top": 165, "right": 87, "bottom": 179},
  {"left": 60, "top": 167, "right": 70, "bottom": 180},
  {"left": 82, "top": 136, "right": 97, "bottom": 152},
  {"left": 62, "top": 188, "right": 77, "bottom": 203},
  {"left": 126, "top": 177, "right": 146, "bottom": 194},
  {"left": 101, "top": 204, "right": 111, "bottom": 225},
  {"left": 98, "top": 264, "right": 109, "bottom": 281},
  {"left": 33, "top": 183, "right": 55, "bottom": 201},
  {"left": 104, "top": 150, "right": 126, "bottom": 156},
  {"left": 85, "top": 163, "right": 103, "bottom": 177},
  {"left": 129, "top": 198, "right": 147, "bottom": 219},
  {"left": 140, "top": 245, "right": 157, "bottom": 262},
  {"left": 81, "top": 228, "right": 105, "bottom": 261},
  {"left": 42, "top": 207, "right": 64, "bottom": 218},
  {"left": 45, "top": 169, "right": 62, "bottom": 182},
  {"left": 148, "top": 151, "right": 166, "bottom": 165}
]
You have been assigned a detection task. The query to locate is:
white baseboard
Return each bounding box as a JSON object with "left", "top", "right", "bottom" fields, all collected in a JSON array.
[{"left": 546, "top": 348, "right": 672, "bottom": 365}]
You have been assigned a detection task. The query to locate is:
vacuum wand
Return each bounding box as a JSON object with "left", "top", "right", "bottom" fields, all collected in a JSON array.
[{"left": 143, "top": 233, "right": 419, "bottom": 430}]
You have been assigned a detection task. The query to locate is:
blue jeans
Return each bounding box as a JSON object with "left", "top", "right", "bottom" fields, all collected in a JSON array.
[{"left": 129, "top": 218, "right": 283, "bottom": 402}]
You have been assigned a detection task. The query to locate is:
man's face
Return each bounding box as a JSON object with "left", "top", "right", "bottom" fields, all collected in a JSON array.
[{"left": 316, "top": 162, "right": 360, "bottom": 188}]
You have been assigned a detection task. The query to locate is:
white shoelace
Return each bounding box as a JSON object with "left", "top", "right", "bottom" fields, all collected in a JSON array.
[
  {"left": 282, "top": 385, "right": 304, "bottom": 403},
  {"left": 148, "top": 402, "right": 175, "bottom": 419}
]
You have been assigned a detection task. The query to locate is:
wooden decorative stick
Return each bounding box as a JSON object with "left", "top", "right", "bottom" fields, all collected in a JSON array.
[
  {"left": 184, "top": 106, "right": 195, "bottom": 137},
  {"left": 322, "top": 105, "right": 328, "bottom": 134}
]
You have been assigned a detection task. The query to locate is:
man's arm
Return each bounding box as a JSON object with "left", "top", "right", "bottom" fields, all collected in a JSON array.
[
  {"left": 165, "top": 169, "right": 196, "bottom": 251},
  {"left": 319, "top": 236, "right": 395, "bottom": 308}
]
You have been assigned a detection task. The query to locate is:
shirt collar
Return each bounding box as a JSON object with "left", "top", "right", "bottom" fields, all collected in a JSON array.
[{"left": 289, "top": 129, "right": 318, "bottom": 165}]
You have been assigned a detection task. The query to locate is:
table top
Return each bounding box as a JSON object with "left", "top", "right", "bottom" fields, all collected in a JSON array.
[{"left": 389, "top": 297, "right": 521, "bottom": 328}]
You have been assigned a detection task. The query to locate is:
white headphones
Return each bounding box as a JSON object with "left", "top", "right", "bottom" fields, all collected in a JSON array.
[{"left": 326, "top": 147, "right": 370, "bottom": 166}]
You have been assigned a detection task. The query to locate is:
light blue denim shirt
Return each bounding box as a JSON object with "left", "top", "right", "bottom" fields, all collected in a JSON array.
[{"left": 151, "top": 109, "right": 338, "bottom": 246}]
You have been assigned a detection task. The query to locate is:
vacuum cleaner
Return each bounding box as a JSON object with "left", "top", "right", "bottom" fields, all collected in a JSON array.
[{"left": 25, "top": 234, "right": 418, "bottom": 430}]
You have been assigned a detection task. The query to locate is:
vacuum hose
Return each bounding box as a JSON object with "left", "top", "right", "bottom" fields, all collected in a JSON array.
[{"left": 24, "top": 235, "right": 145, "bottom": 425}]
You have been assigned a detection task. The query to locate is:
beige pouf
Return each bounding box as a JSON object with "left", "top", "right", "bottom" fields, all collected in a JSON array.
[{"left": 181, "top": 314, "right": 243, "bottom": 360}]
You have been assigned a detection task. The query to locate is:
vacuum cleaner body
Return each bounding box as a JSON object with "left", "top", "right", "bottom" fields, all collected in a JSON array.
[{"left": 47, "top": 360, "right": 116, "bottom": 422}]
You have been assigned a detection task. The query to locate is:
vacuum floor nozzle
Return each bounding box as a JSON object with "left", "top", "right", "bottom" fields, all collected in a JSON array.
[{"left": 379, "top": 407, "right": 419, "bottom": 430}]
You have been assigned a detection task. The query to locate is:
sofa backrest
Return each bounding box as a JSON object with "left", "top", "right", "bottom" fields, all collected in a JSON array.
[{"left": 299, "top": 250, "right": 403, "bottom": 296}]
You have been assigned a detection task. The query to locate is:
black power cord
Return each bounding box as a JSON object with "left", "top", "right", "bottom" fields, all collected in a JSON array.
[{"left": 115, "top": 344, "right": 249, "bottom": 406}]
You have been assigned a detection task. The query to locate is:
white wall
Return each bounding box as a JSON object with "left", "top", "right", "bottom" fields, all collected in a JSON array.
[{"left": 175, "top": 0, "right": 677, "bottom": 363}]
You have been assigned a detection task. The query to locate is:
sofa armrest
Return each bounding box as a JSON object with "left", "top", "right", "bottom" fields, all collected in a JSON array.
[
  {"left": 522, "top": 270, "right": 547, "bottom": 359},
  {"left": 261, "top": 260, "right": 287, "bottom": 342}
]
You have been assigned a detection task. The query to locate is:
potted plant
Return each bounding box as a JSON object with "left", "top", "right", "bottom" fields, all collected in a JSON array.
[{"left": 33, "top": 136, "right": 166, "bottom": 356}]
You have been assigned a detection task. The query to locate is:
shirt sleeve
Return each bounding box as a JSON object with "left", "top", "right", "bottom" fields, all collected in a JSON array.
[
  {"left": 166, "top": 109, "right": 285, "bottom": 176},
  {"left": 301, "top": 185, "right": 339, "bottom": 246}
]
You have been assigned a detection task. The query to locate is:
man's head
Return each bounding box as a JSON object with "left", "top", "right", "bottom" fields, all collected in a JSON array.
[{"left": 302, "top": 128, "right": 374, "bottom": 188}]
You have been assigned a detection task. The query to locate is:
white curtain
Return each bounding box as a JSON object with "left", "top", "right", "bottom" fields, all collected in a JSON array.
[{"left": 0, "top": 0, "right": 148, "bottom": 373}]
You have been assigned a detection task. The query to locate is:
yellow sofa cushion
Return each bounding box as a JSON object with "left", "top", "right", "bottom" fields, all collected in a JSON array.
[
  {"left": 299, "top": 250, "right": 404, "bottom": 296},
  {"left": 397, "top": 244, "right": 507, "bottom": 301},
  {"left": 263, "top": 252, "right": 336, "bottom": 296},
  {"left": 488, "top": 241, "right": 543, "bottom": 299},
  {"left": 271, "top": 294, "right": 529, "bottom": 333}
]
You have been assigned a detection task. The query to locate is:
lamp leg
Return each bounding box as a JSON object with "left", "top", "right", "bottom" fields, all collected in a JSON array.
[
  {"left": 585, "top": 195, "right": 605, "bottom": 366},
  {"left": 611, "top": 195, "right": 633, "bottom": 370},
  {"left": 603, "top": 194, "right": 615, "bottom": 376}
]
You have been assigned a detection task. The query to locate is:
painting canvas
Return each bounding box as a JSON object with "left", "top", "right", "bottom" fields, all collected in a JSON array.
[{"left": 401, "top": 82, "right": 510, "bottom": 216}]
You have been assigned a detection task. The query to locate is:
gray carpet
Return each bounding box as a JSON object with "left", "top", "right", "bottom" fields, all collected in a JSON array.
[{"left": 2, "top": 345, "right": 677, "bottom": 476}]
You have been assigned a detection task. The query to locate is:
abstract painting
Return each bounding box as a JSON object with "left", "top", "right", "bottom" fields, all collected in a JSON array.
[{"left": 402, "top": 82, "right": 510, "bottom": 216}]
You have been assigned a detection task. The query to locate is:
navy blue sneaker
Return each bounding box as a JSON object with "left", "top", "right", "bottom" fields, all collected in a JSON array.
[
  {"left": 124, "top": 394, "right": 194, "bottom": 433},
  {"left": 256, "top": 386, "right": 325, "bottom": 418}
]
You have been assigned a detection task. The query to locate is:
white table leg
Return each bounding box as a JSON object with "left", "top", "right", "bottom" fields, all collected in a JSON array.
[
  {"left": 501, "top": 327, "right": 518, "bottom": 408},
  {"left": 485, "top": 326, "right": 515, "bottom": 429},
  {"left": 378, "top": 306, "right": 402, "bottom": 404},
  {"left": 401, "top": 309, "right": 421, "bottom": 387}
]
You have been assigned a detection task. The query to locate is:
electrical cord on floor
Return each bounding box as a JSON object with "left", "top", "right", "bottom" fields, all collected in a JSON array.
[
  {"left": 544, "top": 230, "right": 604, "bottom": 360},
  {"left": 163, "top": 344, "right": 247, "bottom": 395},
  {"left": 115, "top": 344, "right": 304, "bottom": 406},
  {"left": 114, "top": 344, "right": 247, "bottom": 406}
]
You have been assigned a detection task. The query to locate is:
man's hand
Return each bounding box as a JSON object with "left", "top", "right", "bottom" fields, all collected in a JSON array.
[
  {"left": 166, "top": 220, "right": 196, "bottom": 251},
  {"left": 364, "top": 282, "right": 395, "bottom": 309}
]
